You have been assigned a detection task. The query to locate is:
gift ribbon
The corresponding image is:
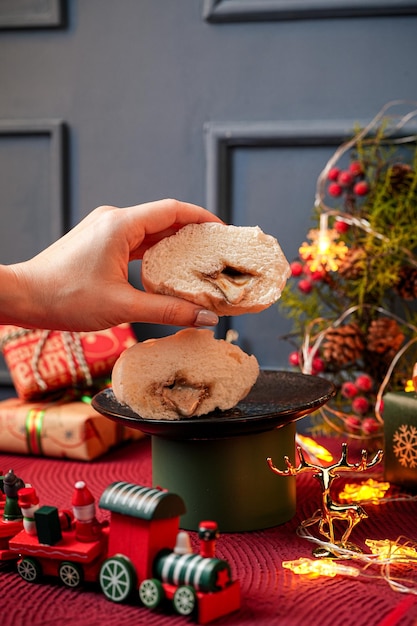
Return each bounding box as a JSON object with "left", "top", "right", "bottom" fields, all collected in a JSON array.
[
  {"left": 0, "top": 328, "right": 93, "bottom": 393},
  {"left": 33, "top": 330, "right": 93, "bottom": 391},
  {"left": 23, "top": 391, "right": 100, "bottom": 456},
  {"left": 25, "top": 408, "right": 45, "bottom": 456}
]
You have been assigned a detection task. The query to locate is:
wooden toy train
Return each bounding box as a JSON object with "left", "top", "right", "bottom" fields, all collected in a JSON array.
[{"left": 0, "top": 469, "right": 240, "bottom": 624}]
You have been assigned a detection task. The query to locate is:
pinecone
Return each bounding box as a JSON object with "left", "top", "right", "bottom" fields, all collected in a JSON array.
[
  {"left": 394, "top": 266, "right": 417, "bottom": 300},
  {"left": 366, "top": 318, "right": 405, "bottom": 359},
  {"left": 337, "top": 247, "right": 366, "bottom": 280},
  {"left": 388, "top": 163, "right": 414, "bottom": 194},
  {"left": 322, "top": 323, "right": 365, "bottom": 367}
]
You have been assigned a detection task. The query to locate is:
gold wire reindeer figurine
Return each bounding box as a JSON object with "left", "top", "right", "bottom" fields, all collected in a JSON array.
[{"left": 267, "top": 443, "right": 383, "bottom": 557}]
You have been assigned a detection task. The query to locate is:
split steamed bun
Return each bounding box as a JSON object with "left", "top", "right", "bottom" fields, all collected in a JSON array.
[
  {"left": 112, "top": 328, "right": 259, "bottom": 420},
  {"left": 141, "top": 223, "right": 290, "bottom": 316}
]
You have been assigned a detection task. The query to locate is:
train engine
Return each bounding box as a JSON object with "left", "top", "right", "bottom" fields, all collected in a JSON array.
[{"left": 99, "top": 482, "right": 240, "bottom": 623}]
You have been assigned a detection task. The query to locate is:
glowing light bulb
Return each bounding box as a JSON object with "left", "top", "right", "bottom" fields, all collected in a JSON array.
[
  {"left": 282, "top": 557, "right": 360, "bottom": 579},
  {"left": 338, "top": 479, "right": 391, "bottom": 504},
  {"left": 365, "top": 539, "right": 417, "bottom": 562},
  {"left": 317, "top": 214, "right": 332, "bottom": 255},
  {"left": 299, "top": 214, "right": 348, "bottom": 273},
  {"left": 296, "top": 434, "right": 334, "bottom": 463}
]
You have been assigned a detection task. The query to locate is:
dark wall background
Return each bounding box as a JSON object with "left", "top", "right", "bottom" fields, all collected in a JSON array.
[{"left": 1, "top": 0, "right": 417, "bottom": 386}]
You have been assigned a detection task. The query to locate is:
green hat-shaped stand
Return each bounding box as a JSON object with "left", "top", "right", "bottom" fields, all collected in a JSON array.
[{"left": 93, "top": 370, "right": 335, "bottom": 532}]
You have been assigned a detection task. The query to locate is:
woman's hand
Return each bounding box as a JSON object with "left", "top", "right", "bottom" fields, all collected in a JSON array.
[{"left": 1, "top": 199, "right": 222, "bottom": 331}]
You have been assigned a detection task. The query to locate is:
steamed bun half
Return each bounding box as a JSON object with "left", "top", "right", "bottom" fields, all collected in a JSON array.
[
  {"left": 141, "top": 223, "right": 290, "bottom": 316},
  {"left": 112, "top": 328, "right": 259, "bottom": 420}
]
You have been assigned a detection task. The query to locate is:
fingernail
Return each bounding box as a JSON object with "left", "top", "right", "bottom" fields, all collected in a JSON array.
[{"left": 195, "top": 309, "right": 219, "bottom": 327}]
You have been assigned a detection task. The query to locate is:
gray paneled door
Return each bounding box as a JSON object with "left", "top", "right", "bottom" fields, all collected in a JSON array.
[{"left": 1, "top": 0, "right": 417, "bottom": 384}]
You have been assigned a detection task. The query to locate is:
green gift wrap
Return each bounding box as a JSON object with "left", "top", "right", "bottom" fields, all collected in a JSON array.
[{"left": 383, "top": 391, "right": 417, "bottom": 490}]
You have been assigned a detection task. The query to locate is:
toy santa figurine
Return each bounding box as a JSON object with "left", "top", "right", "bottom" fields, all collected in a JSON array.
[
  {"left": 71, "top": 480, "right": 103, "bottom": 542},
  {"left": 18, "top": 486, "right": 40, "bottom": 535}
]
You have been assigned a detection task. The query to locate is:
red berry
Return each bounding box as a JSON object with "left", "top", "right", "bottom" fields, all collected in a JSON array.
[
  {"left": 289, "top": 351, "right": 300, "bottom": 366},
  {"left": 310, "top": 269, "right": 326, "bottom": 282},
  {"left": 298, "top": 279, "right": 313, "bottom": 294},
  {"left": 334, "top": 220, "right": 350, "bottom": 234},
  {"left": 352, "top": 396, "right": 370, "bottom": 416},
  {"left": 355, "top": 374, "right": 373, "bottom": 392},
  {"left": 338, "top": 170, "right": 353, "bottom": 186},
  {"left": 328, "top": 182, "right": 343, "bottom": 197},
  {"left": 361, "top": 417, "right": 380, "bottom": 436},
  {"left": 290, "top": 261, "right": 304, "bottom": 277},
  {"left": 349, "top": 161, "right": 364, "bottom": 177},
  {"left": 353, "top": 181, "right": 369, "bottom": 196},
  {"left": 327, "top": 167, "right": 340, "bottom": 181},
  {"left": 312, "top": 357, "right": 325, "bottom": 374},
  {"left": 345, "top": 415, "right": 361, "bottom": 433},
  {"left": 341, "top": 381, "right": 358, "bottom": 399}
]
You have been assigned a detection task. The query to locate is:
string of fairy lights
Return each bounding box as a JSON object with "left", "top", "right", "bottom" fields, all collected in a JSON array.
[
  {"left": 289, "top": 525, "right": 417, "bottom": 595},
  {"left": 282, "top": 477, "right": 417, "bottom": 593},
  {"left": 282, "top": 438, "right": 417, "bottom": 593}
]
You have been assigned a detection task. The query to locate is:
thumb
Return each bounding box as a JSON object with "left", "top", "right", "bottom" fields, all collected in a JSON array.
[{"left": 123, "top": 288, "right": 219, "bottom": 328}]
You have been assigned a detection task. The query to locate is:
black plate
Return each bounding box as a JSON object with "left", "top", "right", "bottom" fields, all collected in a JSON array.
[{"left": 92, "top": 370, "right": 335, "bottom": 440}]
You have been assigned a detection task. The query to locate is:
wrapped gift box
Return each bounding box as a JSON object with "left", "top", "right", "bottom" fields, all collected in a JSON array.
[
  {"left": 0, "top": 395, "right": 144, "bottom": 461},
  {"left": 0, "top": 324, "right": 136, "bottom": 400},
  {"left": 383, "top": 391, "right": 417, "bottom": 490}
]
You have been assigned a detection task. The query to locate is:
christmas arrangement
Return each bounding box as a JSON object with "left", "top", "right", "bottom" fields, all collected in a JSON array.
[{"left": 279, "top": 101, "right": 417, "bottom": 447}]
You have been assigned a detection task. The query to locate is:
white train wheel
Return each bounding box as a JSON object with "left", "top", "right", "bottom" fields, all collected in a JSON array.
[
  {"left": 173, "top": 585, "right": 196, "bottom": 616},
  {"left": 139, "top": 578, "right": 164, "bottom": 609},
  {"left": 59, "top": 561, "right": 83, "bottom": 588},
  {"left": 17, "top": 557, "right": 42, "bottom": 583}
]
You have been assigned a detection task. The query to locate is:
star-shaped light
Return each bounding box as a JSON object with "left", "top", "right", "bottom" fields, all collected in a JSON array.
[
  {"left": 296, "top": 434, "right": 333, "bottom": 463},
  {"left": 282, "top": 557, "right": 359, "bottom": 579},
  {"left": 338, "top": 479, "right": 390, "bottom": 504},
  {"left": 365, "top": 539, "right": 417, "bottom": 562},
  {"left": 299, "top": 214, "right": 348, "bottom": 272}
]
